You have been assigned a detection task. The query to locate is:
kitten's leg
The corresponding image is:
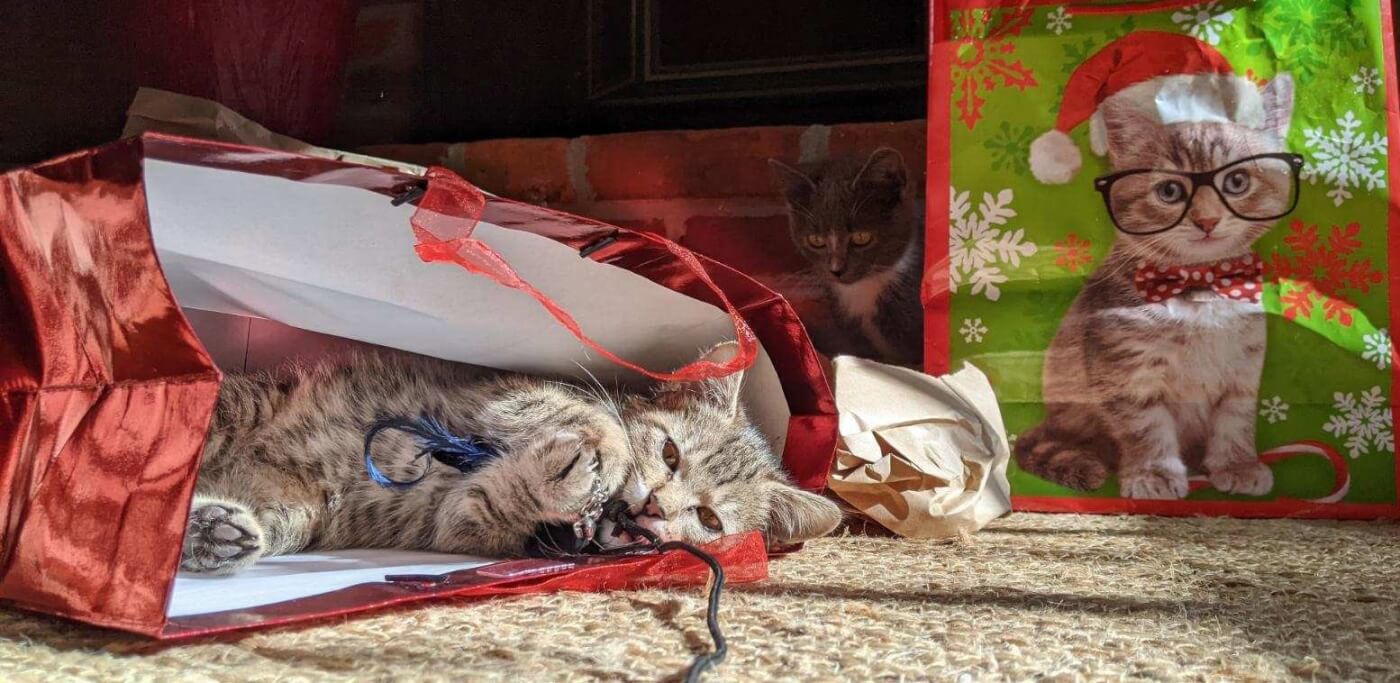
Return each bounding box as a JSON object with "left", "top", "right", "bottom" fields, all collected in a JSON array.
[
  {"left": 1204, "top": 389, "right": 1273, "bottom": 496},
  {"left": 1014, "top": 413, "right": 1111, "bottom": 491},
  {"left": 434, "top": 428, "right": 622, "bottom": 557},
  {"left": 253, "top": 502, "right": 320, "bottom": 557},
  {"left": 181, "top": 494, "right": 266, "bottom": 575},
  {"left": 182, "top": 475, "right": 323, "bottom": 573},
  {"left": 1112, "top": 403, "right": 1190, "bottom": 500}
]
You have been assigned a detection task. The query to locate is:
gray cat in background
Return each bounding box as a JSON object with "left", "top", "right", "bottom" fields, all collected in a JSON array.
[{"left": 769, "top": 148, "right": 925, "bottom": 367}]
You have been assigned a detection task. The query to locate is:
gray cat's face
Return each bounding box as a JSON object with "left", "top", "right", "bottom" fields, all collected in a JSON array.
[
  {"left": 1100, "top": 76, "right": 1296, "bottom": 266},
  {"left": 599, "top": 346, "right": 842, "bottom": 548},
  {"left": 771, "top": 149, "right": 916, "bottom": 284}
]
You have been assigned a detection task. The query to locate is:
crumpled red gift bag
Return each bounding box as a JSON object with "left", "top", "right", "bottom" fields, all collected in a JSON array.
[{"left": 0, "top": 133, "right": 837, "bottom": 637}]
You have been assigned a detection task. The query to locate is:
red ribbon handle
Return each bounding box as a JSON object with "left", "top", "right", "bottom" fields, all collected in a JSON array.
[{"left": 407, "top": 167, "right": 758, "bottom": 383}]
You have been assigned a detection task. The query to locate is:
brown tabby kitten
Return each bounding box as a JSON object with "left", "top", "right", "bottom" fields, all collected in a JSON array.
[
  {"left": 770, "top": 148, "right": 924, "bottom": 366},
  {"left": 182, "top": 344, "right": 842, "bottom": 574},
  {"left": 1015, "top": 76, "right": 1295, "bottom": 499}
]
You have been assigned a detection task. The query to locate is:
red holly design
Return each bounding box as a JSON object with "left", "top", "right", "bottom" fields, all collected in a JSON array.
[
  {"left": 1244, "top": 69, "right": 1271, "bottom": 88},
  {"left": 1054, "top": 233, "right": 1093, "bottom": 273},
  {"left": 1266, "top": 220, "right": 1384, "bottom": 326},
  {"left": 951, "top": 8, "right": 1038, "bottom": 130}
]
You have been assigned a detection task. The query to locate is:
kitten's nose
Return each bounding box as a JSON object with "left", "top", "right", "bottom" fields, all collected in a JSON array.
[
  {"left": 1194, "top": 216, "right": 1220, "bottom": 234},
  {"left": 829, "top": 265, "right": 846, "bottom": 277},
  {"left": 643, "top": 496, "right": 664, "bottom": 518}
]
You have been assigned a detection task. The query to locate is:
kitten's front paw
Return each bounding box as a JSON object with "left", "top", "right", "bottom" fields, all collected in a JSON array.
[
  {"left": 181, "top": 499, "right": 265, "bottom": 575},
  {"left": 1120, "top": 468, "right": 1189, "bottom": 500},
  {"left": 1209, "top": 461, "right": 1274, "bottom": 497},
  {"left": 533, "top": 430, "right": 616, "bottom": 524}
]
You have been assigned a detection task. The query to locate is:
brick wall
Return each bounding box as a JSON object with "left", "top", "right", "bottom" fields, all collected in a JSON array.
[{"left": 360, "top": 120, "right": 927, "bottom": 301}]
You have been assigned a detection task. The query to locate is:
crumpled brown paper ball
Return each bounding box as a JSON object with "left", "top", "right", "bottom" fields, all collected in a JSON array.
[{"left": 826, "top": 357, "right": 1011, "bottom": 539}]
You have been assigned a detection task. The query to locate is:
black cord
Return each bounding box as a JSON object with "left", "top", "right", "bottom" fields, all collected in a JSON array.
[
  {"left": 602, "top": 501, "right": 728, "bottom": 682},
  {"left": 656, "top": 540, "right": 727, "bottom": 683}
]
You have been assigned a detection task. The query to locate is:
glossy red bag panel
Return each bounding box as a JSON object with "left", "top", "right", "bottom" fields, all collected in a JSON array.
[
  {"left": 0, "top": 139, "right": 221, "bottom": 633},
  {"left": 0, "top": 134, "right": 836, "bottom": 636}
]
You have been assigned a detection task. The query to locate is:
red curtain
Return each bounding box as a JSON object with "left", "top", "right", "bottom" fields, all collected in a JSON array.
[{"left": 123, "top": 0, "right": 358, "bottom": 142}]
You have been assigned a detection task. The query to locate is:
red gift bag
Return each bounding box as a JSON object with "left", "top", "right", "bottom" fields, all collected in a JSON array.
[{"left": 0, "top": 133, "right": 837, "bottom": 637}]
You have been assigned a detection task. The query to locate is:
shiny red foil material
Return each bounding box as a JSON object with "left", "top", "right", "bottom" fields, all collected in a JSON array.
[{"left": 0, "top": 134, "right": 836, "bottom": 637}]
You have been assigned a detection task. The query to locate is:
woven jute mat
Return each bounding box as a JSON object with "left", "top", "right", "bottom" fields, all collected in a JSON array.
[{"left": 0, "top": 513, "right": 1396, "bottom": 682}]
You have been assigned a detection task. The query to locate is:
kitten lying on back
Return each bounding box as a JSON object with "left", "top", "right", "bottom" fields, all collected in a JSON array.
[
  {"left": 182, "top": 344, "right": 842, "bottom": 574},
  {"left": 769, "top": 148, "right": 924, "bottom": 367}
]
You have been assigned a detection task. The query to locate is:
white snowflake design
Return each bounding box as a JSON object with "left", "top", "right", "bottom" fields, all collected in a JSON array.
[
  {"left": 1259, "top": 396, "right": 1290, "bottom": 424},
  {"left": 1322, "top": 386, "right": 1394, "bottom": 459},
  {"left": 1171, "top": 1, "right": 1235, "bottom": 45},
  {"left": 1363, "top": 329, "right": 1392, "bottom": 370},
  {"left": 960, "top": 318, "right": 988, "bottom": 343},
  {"left": 1301, "top": 111, "right": 1389, "bottom": 207},
  {"left": 949, "top": 187, "right": 1038, "bottom": 302},
  {"left": 1045, "top": 6, "right": 1072, "bottom": 36},
  {"left": 1352, "top": 66, "right": 1383, "bottom": 96}
]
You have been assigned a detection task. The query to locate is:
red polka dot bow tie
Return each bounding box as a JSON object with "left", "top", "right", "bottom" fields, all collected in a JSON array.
[{"left": 1133, "top": 254, "right": 1264, "bottom": 304}]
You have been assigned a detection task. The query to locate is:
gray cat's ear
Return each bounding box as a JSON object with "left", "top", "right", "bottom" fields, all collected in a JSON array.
[
  {"left": 1260, "top": 73, "right": 1295, "bottom": 141},
  {"left": 1099, "top": 98, "right": 1162, "bottom": 162},
  {"left": 768, "top": 158, "right": 815, "bottom": 204},
  {"left": 852, "top": 147, "right": 907, "bottom": 192},
  {"left": 765, "top": 482, "right": 843, "bottom": 544}
]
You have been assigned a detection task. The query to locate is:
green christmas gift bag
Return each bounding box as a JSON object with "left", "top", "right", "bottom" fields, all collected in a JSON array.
[{"left": 925, "top": 0, "right": 1400, "bottom": 517}]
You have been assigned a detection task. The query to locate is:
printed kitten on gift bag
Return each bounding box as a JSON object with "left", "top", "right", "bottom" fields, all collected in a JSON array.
[{"left": 1013, "top": 32, "right": 1304, "bottom": 499}]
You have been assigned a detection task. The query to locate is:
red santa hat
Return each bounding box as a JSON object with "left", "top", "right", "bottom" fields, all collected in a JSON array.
[{"left": 1029, "top": 31, "right": 1266, "bottom": 185}]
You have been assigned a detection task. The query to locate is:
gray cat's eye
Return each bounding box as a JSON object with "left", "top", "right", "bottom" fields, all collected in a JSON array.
[{"left": 1092, "top": 153, "right": 1304, "bottom": 235}]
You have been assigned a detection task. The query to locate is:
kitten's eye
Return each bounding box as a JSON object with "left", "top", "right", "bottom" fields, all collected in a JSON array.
[
  {"left": 1222, "top": 170, "right": 1251, "bottom": 196},
  {"left": 661, "top": 438, "right": 680, "bottom": 471},
  {"left": 850, "top": 231, "right": 874, "bottom": 247},
  {"left": 805, "top": 234, "right": 827, "bottom": 249},
  {"left": 696, "top": 506, "right": 723, "bottom": 532},
  {"left": 1154, "top": 181, "right": 1187, "bottom": 204}
]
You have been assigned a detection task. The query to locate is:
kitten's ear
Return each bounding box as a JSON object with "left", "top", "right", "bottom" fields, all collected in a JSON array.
[
  {"left": 769, "top": 158, "right": 815, "bottom": 204},
  {"left": 656, "top": 341, "right": 745, "bottom": 419},
  {"left": 696, "top": 341, "right": 745, "bottom": 419},
  {"left": 1099, "top": 98, "right": 1163, "bottom": 164},
  {"left": 765, "top": 482, "right": 843, "bottom": 544},
  {"left": 1260, "top": 73, "right": 1295, "bottom": 141},
  {"left": 851, "top": 147, "right": 907, "bottom": 192}
]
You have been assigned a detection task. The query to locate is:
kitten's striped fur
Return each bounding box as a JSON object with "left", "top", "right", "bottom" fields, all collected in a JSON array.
[{"left": 182, "top": 345, "right": 842, "bottom": 574}]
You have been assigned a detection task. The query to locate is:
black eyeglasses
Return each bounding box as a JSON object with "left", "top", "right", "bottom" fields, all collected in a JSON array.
[{"left": 1093, "top": 153, "right": 1305, "bottom": 235}]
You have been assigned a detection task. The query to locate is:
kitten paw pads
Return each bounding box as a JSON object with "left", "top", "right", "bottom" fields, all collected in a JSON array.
[
  {"left": 1209, "top": 462, "right": 1274, "bottom": 496},
  {"left": 181, "top": 502, "right": 265, "bottom": 574}
]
